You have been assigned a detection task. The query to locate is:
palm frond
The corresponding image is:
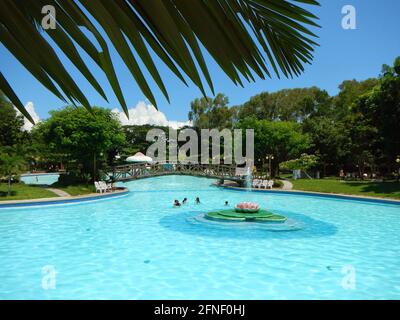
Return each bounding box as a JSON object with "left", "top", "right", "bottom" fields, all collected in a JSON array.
[{"left": 0, "top": 0, "right": 320, "bottom": 123}]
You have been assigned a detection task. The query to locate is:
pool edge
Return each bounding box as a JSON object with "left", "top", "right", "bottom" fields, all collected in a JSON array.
[
  {"left": 222, "top": 185, "right": 400, "bottom": 206},
  {"left": 0, "top": 188, "right": 129, "bottom": 208}
]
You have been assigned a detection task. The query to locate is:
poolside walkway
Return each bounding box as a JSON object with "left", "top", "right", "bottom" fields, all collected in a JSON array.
[
  {"left": 221, "top": 183, "right": 400, "bottom": 205},
  {"left": 281, "top": 180, "right": 293, "bottom": 190},
  {"left": 46, "top": 188, "right": 71, "bottom": 197},
  {"left": 0, "top": 187, "right": 129, "bottom": 207}
]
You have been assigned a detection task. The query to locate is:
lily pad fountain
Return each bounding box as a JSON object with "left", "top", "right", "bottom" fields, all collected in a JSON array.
[{"left": 205, "top": 202, "right": 287, "bottom": 223}]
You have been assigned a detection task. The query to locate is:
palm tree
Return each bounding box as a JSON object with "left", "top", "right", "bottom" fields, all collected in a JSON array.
[{"left": 0, "top": 0, "right": 320, "bottom": 123}]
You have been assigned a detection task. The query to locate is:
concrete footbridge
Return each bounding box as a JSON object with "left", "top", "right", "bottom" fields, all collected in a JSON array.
[{"left": 108, "top": 163, "right": 252, "bottom": 185}]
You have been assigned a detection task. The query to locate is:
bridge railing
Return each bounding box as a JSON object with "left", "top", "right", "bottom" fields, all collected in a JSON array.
[{"left": 108, "top": 162, "right": 245, "bottom": 181}]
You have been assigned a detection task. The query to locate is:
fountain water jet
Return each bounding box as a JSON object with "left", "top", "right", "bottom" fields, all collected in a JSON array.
[{"left": 245, "top": 166, "right": 252, "bottom": 191}]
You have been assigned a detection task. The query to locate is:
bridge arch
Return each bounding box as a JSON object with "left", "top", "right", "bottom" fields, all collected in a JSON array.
[{"left": 108, "top": 163, "right": 251, "bottom": 185}]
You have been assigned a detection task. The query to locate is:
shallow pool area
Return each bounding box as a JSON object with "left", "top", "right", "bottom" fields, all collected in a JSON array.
[
  {"left": 0, "top": 175, "right": 399, "bottom": 299},
  {"left": 20, "top": 173, "right": 60, "bottom": 186}
]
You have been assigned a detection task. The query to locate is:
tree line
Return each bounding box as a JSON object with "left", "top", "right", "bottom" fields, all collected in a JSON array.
[
  {"left": 1, "top": 57, "right": 399, "bottom": 187},
  {"left": 188, "top": 57, "right": 400, "bottom": 177}
]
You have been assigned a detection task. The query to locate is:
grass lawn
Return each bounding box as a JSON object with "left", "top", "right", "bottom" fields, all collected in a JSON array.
[
  {"left": 0, "top": 183, "right": 57, "bottom": 201},
  {"left": 53, "top": 184, "right": 96, "bottom": 196},
  {"left": 291, "top": 178, "right": 400, "bottom": 200}
]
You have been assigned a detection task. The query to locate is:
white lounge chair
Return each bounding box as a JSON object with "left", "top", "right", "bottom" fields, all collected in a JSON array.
[
  {"left": 252, "top": 179, "right": 260, "bottom": 188},
  {"left": 94, "top": 181, "right": 105, "bottom": 193},
  {"left": 252, "top": 179, "right": 259, "bottom": 188},
  {"left": 99, "top": 181, "right": 112, "bottom": 192},
  {"left": 107, "top": 182, "right": 113, "bottom": 191},
  {"left": 259, "top": 180, "right": 273, "bottom": 189}
]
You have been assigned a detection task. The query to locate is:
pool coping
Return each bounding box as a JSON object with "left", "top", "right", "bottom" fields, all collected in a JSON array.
[
  {"left": 21, "top": 172, "right": 64, "bottom": 176},
  {"left": 222, "top": 184, "right": 400, "bottom": 205},
  {"left": 0, "top": 187, "right": 129, "bottom": 208}
]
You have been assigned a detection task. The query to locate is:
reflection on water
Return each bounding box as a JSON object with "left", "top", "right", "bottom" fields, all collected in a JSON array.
[{"left": 160, "top": 210, "right": 337, "bottom": 240}]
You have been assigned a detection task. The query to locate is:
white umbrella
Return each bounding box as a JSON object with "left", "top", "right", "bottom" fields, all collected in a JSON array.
[{"left": 126, "top": 152, "right": 153, "bottom": 163}]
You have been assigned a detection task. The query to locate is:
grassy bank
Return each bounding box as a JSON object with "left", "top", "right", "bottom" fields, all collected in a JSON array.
[
  {"left": 0, "top": 183, "right": 57, "bottom": 201},
  {"left": 291, "top": 178, "right": 400, "bottom": 200}
]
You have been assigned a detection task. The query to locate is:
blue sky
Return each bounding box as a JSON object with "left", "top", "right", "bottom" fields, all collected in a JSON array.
[{"left": 1, "top": 0, "right": 400, "bottom": 124}]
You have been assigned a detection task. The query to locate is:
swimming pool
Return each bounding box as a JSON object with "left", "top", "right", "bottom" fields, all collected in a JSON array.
[
  {"left": 20, "top": 173, "right": 60, "bottom": 186},
  {"left": 0, "top": 175, "right": 399, "bottom": 299}
]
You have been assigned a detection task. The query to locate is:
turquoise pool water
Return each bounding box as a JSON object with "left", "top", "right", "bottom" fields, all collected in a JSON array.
[
  {"left": 20, "top": 174, "right": 60, "bottom": 185},
  {"left": 0, "top": 175, "right": 399, "bottom": 299}
]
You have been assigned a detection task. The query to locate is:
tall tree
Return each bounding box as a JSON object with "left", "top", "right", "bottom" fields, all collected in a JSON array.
[
  {"left": 236, "top": 87, "right": 331, "bottom": 122},
  {"left": 188, "top": 93, "right": 234, "bottom": 129},
  {"left": 0, "top": 91, "right": 25, "bottom": 147},
  {"left": 302, "top": 117, "right": 349, "bottom": 176},
  {"left": 237, "top": 117, "right": 311, "bottom": 175},
  {"left": 333, "top": 78, "right": 379, "bottom": 119},
  {"left": 347, "top": 57, "right": 400, "bottom": 173},
  {"left": 0, "top": 146, "right": 26, "bottom": 196},
  {"left": 32, "top": 106, "right": 125, "bottom": 180},
  {"left": 123, "top": 124, "right": 168, "bottom": 156}
]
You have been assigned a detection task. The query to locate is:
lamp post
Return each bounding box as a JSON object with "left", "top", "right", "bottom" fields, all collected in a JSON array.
[
  {"left": 396, "top": 156, "right": 400, "bottom": 182},
  {"left": 266, "top": 154, "right": 274, "bottom": 178}
]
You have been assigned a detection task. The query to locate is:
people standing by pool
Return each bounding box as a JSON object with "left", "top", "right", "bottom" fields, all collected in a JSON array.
[{"left": 195, "top": 197, "right": 200, "bottom": 204}]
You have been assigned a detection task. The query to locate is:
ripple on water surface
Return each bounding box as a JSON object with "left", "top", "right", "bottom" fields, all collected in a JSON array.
[{"left": 0, "top": 175, "right": 399, "bottom": 299}]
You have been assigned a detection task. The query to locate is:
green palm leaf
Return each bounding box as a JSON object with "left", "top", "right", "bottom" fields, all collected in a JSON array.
[{"left": 0, "top": 0, "right": 320, "bottom": 123}]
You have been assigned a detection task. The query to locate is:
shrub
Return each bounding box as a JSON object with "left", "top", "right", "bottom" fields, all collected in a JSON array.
[
  {"left": 273, "top": 180, "right": 284, "bottom": 188},
  {"left": 55, "top": 171, "right": 91, "bottom": 186}
]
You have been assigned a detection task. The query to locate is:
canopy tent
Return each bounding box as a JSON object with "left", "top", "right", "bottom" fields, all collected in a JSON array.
[{"left": 126, "top": 152, "right": 153, "bottom": 163}]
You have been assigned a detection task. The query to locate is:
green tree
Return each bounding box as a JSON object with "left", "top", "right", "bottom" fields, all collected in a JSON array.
[
  {"left": 345, "top": 91, "right": 381, "bottom": 176},
  {"left": 347, "top": 57, "right": 400, "bottom": 174},
  {"left": 188, "top": 93, "right": 234, "bottom": 129},
  {"left": 236, "top": 87, "right": 331, "bottom": 122},
  {"left": 33, "top": 106, "right": 125, "bottom": 181},
  {"left": 122, "top": 124, "right": 168, "bottom": 158},
  {"left": 237, "top": 118, "right": 311, "bottom": 176},
  {"left": 376, "top": 58, "right": 400, "bottom": 164},
  {"left": 280, "top": 153, "right": 319, "bottom": 176},
  {"left": 0, "top": 147, "right": 26, "bottom": 196},
  {"left": 381, "top": 56, "right": 400, "bottom": 77},
  {"left": 0, "top": 91, "right": 25, "bottom": 147},
  {"left": 302, "top": 117, "right": 349, "bottom": 176},
  {"left": 334, "top": 78, "right": 379, "bottom": 119}
]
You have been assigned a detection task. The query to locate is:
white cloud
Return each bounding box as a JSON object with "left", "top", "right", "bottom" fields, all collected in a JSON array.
[
  {"left": 112, "top": 101, "right": 192, "bottom": 130},
  {"left": 15, "top": 102, "right": 40, "bottom": 131},
  {"left": 15, "top": 101, "right": 191, "bottom": 132}
]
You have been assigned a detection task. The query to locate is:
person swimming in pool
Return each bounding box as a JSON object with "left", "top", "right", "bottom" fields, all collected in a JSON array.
[
  {"left": 173, "top": 200, "right": 181, "bottom": 207},
  {"left": 225, "top": 201, "right": 229, "bottom": 206},
  {"left": 195, "top": 197, "right": 200, "bottom": 204},
  {"left": 182, "top": 198, "right": 187, "bottom": 204}
]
